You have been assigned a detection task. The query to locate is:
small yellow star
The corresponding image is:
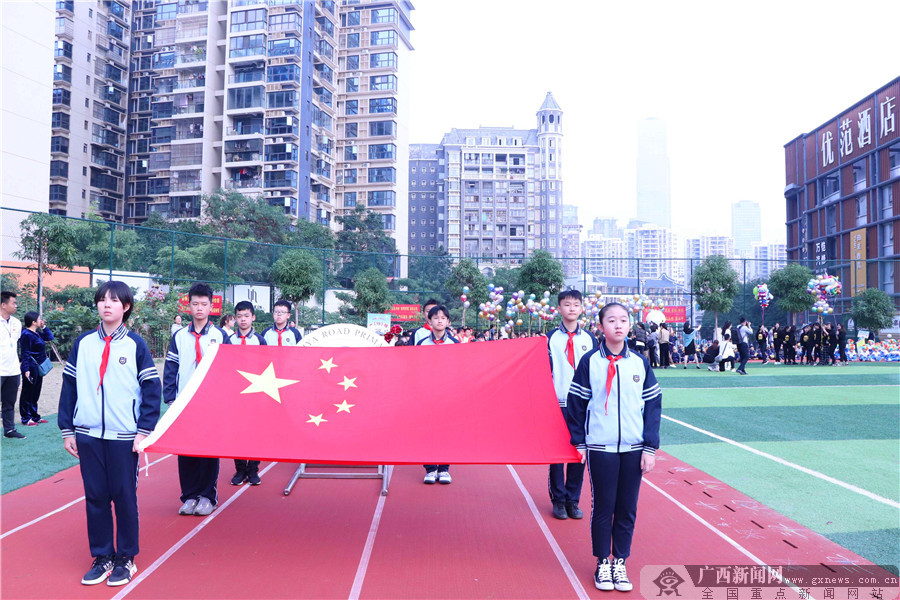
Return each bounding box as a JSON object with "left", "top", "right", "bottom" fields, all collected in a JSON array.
[
  {"left": 237, "top": 363, "right": 299, "bottom": 404},
  {"left": 334, "top": 400, "right": 354, "bottom": 413},
  {"left": 307, "top": 414, "right": 327, "bottom": 426},
  {"left": 337, "top": 376, "right": 357, "bottom": 391},
  {"left": 318, "top": 357, "right": 338, "bottom": 374}
]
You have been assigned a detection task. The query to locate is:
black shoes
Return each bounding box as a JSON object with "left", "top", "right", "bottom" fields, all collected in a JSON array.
[
  {"left": 565, "top": 502, "right": 583, "bottom": 519},
  {"left": 230, "top": 471, "right": 247, "bottom": 486},
  {"left": 552, "top": 502, "right": 568, "bottom": 520},
  {"left": 247, "top": 472, "right": 261, "bottom": 486},
  {"left": 81, "top": 555, "right": 114, "bottom": 585},
  {"left": 4, "top": 430, "right": 26, "bottom": 439},
  {"left": 107, "top": 555, "right": 136, "bottom": 586}
]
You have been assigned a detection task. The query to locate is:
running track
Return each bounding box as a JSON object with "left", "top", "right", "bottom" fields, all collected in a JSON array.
[{"left": 1, "top": 452, "right": 895, "bottom": 599}]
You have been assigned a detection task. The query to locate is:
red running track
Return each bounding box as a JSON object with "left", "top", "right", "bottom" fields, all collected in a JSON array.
[{"left": 1, "top": 452, "right": 895, "bottom": 599}]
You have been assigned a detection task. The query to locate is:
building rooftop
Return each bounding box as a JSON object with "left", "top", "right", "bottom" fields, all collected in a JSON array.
[{"left": 539, "top": 91, "right": 561, "bottom": 111}]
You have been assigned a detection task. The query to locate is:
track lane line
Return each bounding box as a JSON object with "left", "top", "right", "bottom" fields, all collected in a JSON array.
[
  {"left": 0, "top": 454, "right": 173, "bottom": 540},
  {"left": 507, "top": 464, "right": 590, "bottom": 600},
  {"left": 111, "top": 461, "right": 279, "bottom": 600},
  {"left": 662, "top": 414, "right": 900, "bottom": 509},
  {"left": 347, "top": 487, "right": 388, "bottom": 600}
]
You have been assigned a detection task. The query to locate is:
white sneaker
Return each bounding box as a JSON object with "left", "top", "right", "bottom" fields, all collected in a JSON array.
[
  {"left": 612, "top": 558, "right": 633, "bottom": 592},
  {"left": 423, "top": 471, "right": 438, "bottom": 484},
  {"left": 178, "top": 499, "right": 198, "bottom": 515},
  {"left": 594, "top": 558, "right": 613, "bottom": 591},
  {"left": 193, "top": 497, "right": 215, "bottom": 516},
  {"left": 437, "top": 470, "right": 452, "bottom": 484}
]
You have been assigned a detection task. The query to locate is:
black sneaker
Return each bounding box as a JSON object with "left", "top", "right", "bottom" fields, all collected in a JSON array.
[
  {"left": 81, "top": 555, "right": 114, "bottom": 585},
  {"left": 107, "top": 555, "right": 136, "bottom": 586},
  {"left": 565, "top": 502, "right": 583, "bottom": 519},
  {"left": 594, "top": 558, "right": 613, "bottom": 591},
  {"left": 4, "top": 430, "right": 26, "bottom": 439},
  {"left": 611, "top": 557, "right": 633, "bottom": 592},
  {"left": 552, "top": 502, "right": 568, "bottom": 520},
  {"left": 230, "top": 472, "right": 247, "bottom": 486},
  {"left": 247, "top": 472, "right": 261, "bottom": 486}
]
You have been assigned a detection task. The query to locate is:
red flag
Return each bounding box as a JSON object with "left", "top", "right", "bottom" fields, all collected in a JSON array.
[{"left": 142, "top": 337, "right": 580, "bottom": 465}]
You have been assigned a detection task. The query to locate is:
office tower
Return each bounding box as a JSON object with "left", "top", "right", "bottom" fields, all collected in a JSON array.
[
  {"left": 51, "top": 0, "right": 134, "bottom": 221},
  {"left": 636, "top": 117, "right": 670, "bottom": 229},
  {"left": 583, "top": 234, "right": 626, "bottom": 278},
  {"left": 624, "top": 223, "right": 680, "bottom": 281},
  {"left": 3, "top": 1, "right": 54, "bottom": 260},
  {"left": 408, "top": 143, "right": 442, "bottom": 254},
  {"left": 335, "top": 0, "right": 415, "bottom": 256},
  {"left": 437, "top": 92, "right": 564, "bottom": 265},
  {"left": 561, "top": 204, "right": 581, "bottom": 277},
  {"left": 591, "top": 217, "right": 621, "bottom": 239},
  {"left": 731, "top": 200, "right": 761, "bottom": 257}
]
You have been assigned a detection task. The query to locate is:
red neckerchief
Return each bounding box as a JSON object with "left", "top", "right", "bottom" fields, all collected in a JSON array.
[
  {"left": 97, "top": 327, "right": 114, "bottom": 392},
  {"left": 565, "top": 330, "right": 577, "bottom": 368},
  {"left": 604, "top": 355, "right": 624, "bottom": 416}
]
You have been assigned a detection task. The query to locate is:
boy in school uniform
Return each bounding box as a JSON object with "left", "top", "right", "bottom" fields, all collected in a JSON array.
[
  {"left": 546, "top": 290, "right": 598, "bottom": 520},
  {"left": 416, "top": 305, "right": 459, "bottom": 484},
  {"left": 163, "top": 283, "right": 231, "bottom": 516},
  {"left": 406, "top": 298, "right": 439, "bottom": 346},
  {"left": 227, "top": 301, "right": 266, "bottom": 486},
  {"left": 58, "top": 281, "right": 161, "bottom": 586},
  {"left": 262, "top": 299, "right": 302, "bottom": 346}
]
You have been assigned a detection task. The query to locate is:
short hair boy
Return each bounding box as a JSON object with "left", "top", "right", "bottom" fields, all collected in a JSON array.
[
  {"left": 163, "top": 282, "right": 231, "bottom": 517},
  {"left": 58, "top": 281, "right": 161, "bottom": 586},
  {"left": 228, "top": 301, "right": 266, "bottom": 486},
  {"left": 262, "top": 299, "right": 302, "bottom": 346},
  {"left": 407, "top": 298, "right": 440, "bottom": 346}
]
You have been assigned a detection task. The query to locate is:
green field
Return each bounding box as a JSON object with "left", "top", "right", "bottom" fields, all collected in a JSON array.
[{"left": 656, "top": 362, "right": 900, "bottom": 572}]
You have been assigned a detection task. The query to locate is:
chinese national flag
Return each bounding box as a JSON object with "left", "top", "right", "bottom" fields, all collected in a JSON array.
[{"left": 141, "top": 337, "right": 581, "bottom": 464}]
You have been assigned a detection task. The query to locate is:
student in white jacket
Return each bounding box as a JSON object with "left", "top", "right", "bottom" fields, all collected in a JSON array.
[{"left": 711, "top": 333, "right": 736, "bottom": 371}]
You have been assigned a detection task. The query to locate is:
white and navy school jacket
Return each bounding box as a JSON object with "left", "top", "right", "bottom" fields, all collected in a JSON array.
[
  {"left": 407, "top": 324, "right": 432, "bottom": 346},
  {"left": 546, "top": 324, "right": 598, "bottom": 407},
  {"left": 262, "top": 325, "right": 302, "bottom": 347},
  {"left": 566, "top": 342, "right": 661, "bottom": 455},
  {"left": 416, "top": 331, "right": 460, "bottom": 346},
  {"left": 163, "top": 321, "right": 230, "bottom": 404},
  {"left": 228, "top": 331, "right": 266, "bottom": 346},
  {"left": 58, "top": 324, "right": 161, "bottom": 441}
]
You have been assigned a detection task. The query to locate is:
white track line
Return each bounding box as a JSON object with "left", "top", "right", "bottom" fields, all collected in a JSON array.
[
  {"left": 0, "top": 454, "right": 173, "bottom": 540},
  {"left": 507, "top": 465, "right": 590, "bottom": 600},
  {"left": 663, "top": 415, "right": 900, "bottom": 510},
  {"left": 645, "top": 478, "right": 816, "bottom": 600},
  {"left": 112, "top": 461, "right": 279, "bottom": 600},
  {"left": 348, "top": 489, "right": 388, "bottom": 600}
]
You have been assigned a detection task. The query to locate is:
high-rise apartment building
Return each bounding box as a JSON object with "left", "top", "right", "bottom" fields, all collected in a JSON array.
[
  {"left": 434, "top": 93, "right": 564, "bottom": 265},
  {"left": 590, "top": 217, "right": 620, "bottom": 239},
  {"left": 583, "top": 234, "right": 626, "bottom": 278},
  {"left": 636, "top": 118, "right": 670, "bottom": 229},
  {"left": 624, "top": 223, "right": 680, "bottom": 282},
  {"left": 683, "top": 235, "right": 735, "bottom": 280},
  {"left": 561, "top": 204, "right": 581, "bottom": 277},
  {"left": 731, "top": 200, "right": 761, "bottom": 257},
  {"left": 335, "top": 0, "right": 414, "bottom": 256},
  {"left": 51, "top": 0, "right": 133, "bottom": 221},
  {"left": 3, "top": 1, "right": 54, "bottom": 260},
  {"left": 407, "top": 143, "right": 442, "bottom": 253},
  {"left": 749, "top": 242, "right": 787, "bottom": 280}
]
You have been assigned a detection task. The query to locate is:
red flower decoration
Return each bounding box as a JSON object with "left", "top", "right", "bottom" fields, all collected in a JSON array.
[
  {"left": 391, "top": 325, "right": 402, "bottom": 335},
  {"left": 384, "top": 333, "right": 394, "bottom": 342}
]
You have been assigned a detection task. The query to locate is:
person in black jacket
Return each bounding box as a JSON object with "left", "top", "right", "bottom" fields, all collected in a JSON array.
[
  {"left": 18, "top": 311, "right": 53, "bottom": 426},
  {"left": 771, "top": 324, "right": 782, "bottom": 364},
  {"left": 837, "top": 324, "right": 848, "bottom": 365}
]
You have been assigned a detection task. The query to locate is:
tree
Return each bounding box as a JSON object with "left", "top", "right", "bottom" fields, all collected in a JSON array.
[
  {"left": 14, "top": 213, "right": 78, "bottom": 314},
  {"left": 768, "top": 263, "right": 814, "bottom": 325},
  {"left": 691, "top": 255, "right": 740, "bottom": 333},
  {"left": 700, "top": 280, "right": 787, "bottom": 330},
  {"left": 335, "top": 206, "right": 397, "bottom": 283},
  {"left": 70, "top": 211, "right": 142, "bottom": 279},
  {"left": 517, "top": 250, "right": 564, "bottom": 298},
  {"left": 336, "top": 267, "right": 392, "bottom": 323},
  {"left": 291, "top": 219, "right": 335, "bottom": 251},
  {"left": 271, "top": 249, "right": 322, "bottom": 324},
  {"left": 445, "top": 258, "right": 489, "bottom": 307},
  {"left": 851, "top": 288, "right": 894, "bottom": 336},
  {"left": 490, "top": 266, "right": 520, "bottom": 295},
  {"left": 398, "top": 246, "right": 452, "bottom": 303}
]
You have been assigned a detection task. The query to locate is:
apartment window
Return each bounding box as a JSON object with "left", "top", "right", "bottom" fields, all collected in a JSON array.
[
  {"left": 267, "top": 90, "right": 298, "bottom": 109},
  {"left": 882, "top": 223, "right": 894, "bottom": 256},
  {"left": 370, "top": 30, "right": 396, "bottom": 46},
  {"left": 49, "top": 184, "right": 67, "bottom": 202},
  {"left": 343, "top": 168, "right": 357, "bottom": 184},
  {"left": 369, "top": 143, "right": 395, "bottom": 159},
  {"left": 53, "top": 64, "right": 72, "bottom": 83},
  {"left": 344, "top": 192, "right": 357, "bottom": 207},
  {"left": 368, "top": 190, "right": 396, "bottom": 207},
  {"left": 880, "top": 185, "right": 893, "bottom": 219},
  {"left": 51, "top": 112, "right": 70, "bottom": 130},
  {"left": 231, "top": 8, "right": 266, "bottom": 32},
  {"left": 344, "top": 145, "right": 358, "bottom": 161},
  {"left": 230, "top": 34, "right": 265, "bottom": 58},
  {"left": 50, "top": 136, "right": 69, "bottom": 154},
  {"left": 369, "top": 121, "right": 395, "bottom": 137},
  {"left": 381, "top": 214, "right": 395, "bottom": 230},
  {"left": 54, "top": 40, "right": 72, "bottom": 58},
  {"left": 369, "top": 75, "right": 396, "bottom": 91},
  {"left": 88, "top": 8, "right": 92, "bottom": 17},
  {"left": 368, "top": 167, "right": 395, "bottom": 183},
  {"left": 268, "top": 37, "right": 301, "bottom": 57},
  {"left": 345, "top": 123, "right": 358, "bottom": 138},
  {"left": 345, "top": 77, "right": 358, "bottom": 93},
  {"left": 268, "top": 64, "right": 300, "bottom": 83},
  {"left": 343, "top": 11, "right": 360, "bottom": 26},
  {"left": 228, "top": 86, "right": 264, "bottom": 109},
  {"left": 346, "top": 55, "right": 359, "bottom": 70},
  {"left": 107, "top": 20, "right": 124, "bottom": 41},
  {"left": 411, "top": 232, "right": 416, "bottom": 238},
  {"left": 268, "top": 12, "right": 299, "bottom": 32},
  {"left": 411, "top": 206, "right": 416, "bottom": 212},
  {"left": 346, "top": 33, "right": 359, "bottom": 48},
  {"left": 156, "top": 2, "right": 176, "bottom": 20},
  {"left": 49, "top": 160, "right": 68, "bottom": 178},
  {"left": 370, "top": 51, "right": 397, "bottom": 68},
  {"left": 857, "top": 195, "right": 868, "bottom": 226},
  {"left": 371, "top": 8, "right": 396, "bottom": 23},
  {"left": 52, "top": 89, "right": 71, "bottom": 106},
  {"left": 420, "top": 219, "right": 425, "bottom": 225},
  {"left": 345, "top": 100, "right": 358, "bottom": 115}
]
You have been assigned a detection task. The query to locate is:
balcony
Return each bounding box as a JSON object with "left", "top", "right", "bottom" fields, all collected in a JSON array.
[
  {"left": 268, "top": 45, "right": 301, "bottom": 58},
  {"left": 225, "top": 151, "right": 261, "bottom": 163},
  {"left": 266, "top": 124, "right": 298, "bottom": 136},
  {"left": 173, "top": 104, "right": 205, "bottom": 115},
  {"left": 228, "top": 71, "right": 264, "bottom": 84},
  {"left": 178, "top": 1, "right": 208, "bottom": 15},
  {"left": 55, "top": 18, "right": 74, "bottom": 38},
  {"left": 229, "top": 47, "right": 266, "bottom": 60},
  {"left": 225, "top": 177, "right": 262, "bottom": 189},
  {"left": 176, "top": 27, "right": 208, "bottom": 41},
  {"left": 226, "top": 125, "right": 264, "bottom": 136},
  {"left": 171, "top": 180, "right": 202, "bottom": 192},
  {"left": 176, "top": 52, "right": 207, "bottom": 66},
  {"left": 265, "top": 151, "right": 298, "bottom": 163},
  {"left": 174, "top": 75, "right": 207, "bottom": 90}
]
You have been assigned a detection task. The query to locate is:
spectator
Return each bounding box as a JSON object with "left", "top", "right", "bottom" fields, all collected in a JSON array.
[{"left": 18, "top": 311, "right": 54, "bottom": 427}]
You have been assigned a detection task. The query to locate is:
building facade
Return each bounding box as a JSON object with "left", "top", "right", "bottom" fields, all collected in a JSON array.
[
  {"left": 784, "top": 76, "right": 900, "bottom": 312},
  {"left": 683, "top": 235, "right": 735, "bottom": 281},
  {"left": 561, "top": 204, "right": 581, "bottom": 277},
  {"left": 583, "top": 234, "right": 626, "bottom": 278},
  {"left": 624, "top": 223, "right": 681, "bottom": 282},
  {"left": 407, "top": 143, "right": 442, "bottom": 254},
  {"left": 636, "top": 117, "right": 670, "bottom": 229},
  {"left": 731, "top": 200, "right": 761, "bottom": 257},
  {"left": 749, "top": 242, "right": 787, "bottom": 280}
]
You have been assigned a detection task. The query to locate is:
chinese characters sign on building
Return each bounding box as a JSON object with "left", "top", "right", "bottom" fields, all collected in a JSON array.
[{"left": 850, "top": 228, "right": 867, "bottom": 297}]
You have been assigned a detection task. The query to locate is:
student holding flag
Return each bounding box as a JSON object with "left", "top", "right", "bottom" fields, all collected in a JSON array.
[
  {"left": 227, "top": 301, "right": 266, "bottom": 486},
  {"left": 262, "top": 300, "right": 302, "bottom": 346}
]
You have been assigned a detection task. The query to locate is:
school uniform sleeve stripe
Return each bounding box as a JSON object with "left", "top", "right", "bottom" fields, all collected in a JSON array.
[
  {"left": 64, "top": 362, "right": 77, "bottom": 377},
  {"left": 57, "top": 333, "right": 85, "bottom": 437},
  {"left": 133, "top": 333, "right": 162, "bottom": 433},
  {"left": 162, "top": 332, "right": 181, "bottom": 405},
  {"left": 642, "top": 383, "right": 661, "bottom": 400},
  {"left": 568, "top": 382, "right": 592, "bottom": 400}
]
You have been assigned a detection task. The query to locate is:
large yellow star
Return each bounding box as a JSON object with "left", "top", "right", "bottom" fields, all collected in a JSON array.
[
  {"left": 334, "top": 400, "right": 354, "bottom": 413},
  {"left": 307, "top": 414, "right": 327, "bottom": 426},
  {"left": 318, "top": 357, "right": 338, "bottom": 373},
  {"left": 237, "top": 363, "right": 299, "bottom": 404},
  {"left": 337, "top": 376, "right": 357, "bottom": 391}
]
